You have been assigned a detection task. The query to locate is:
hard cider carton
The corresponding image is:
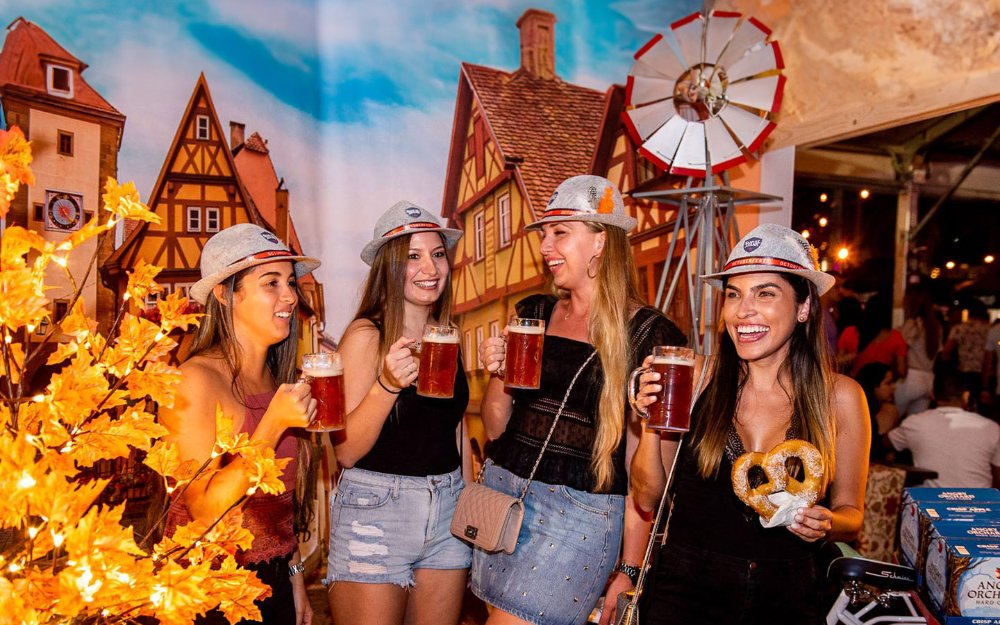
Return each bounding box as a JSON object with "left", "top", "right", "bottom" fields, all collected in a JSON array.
[
  {"left": 899, "top": 488, "right": 1000, "bottom": 569},
  {"left": 899, "top": 503, "right": 1000, "bottom": 578},
  {"left": 926, "top": 537, "right": 1000, "bottom": 621}
]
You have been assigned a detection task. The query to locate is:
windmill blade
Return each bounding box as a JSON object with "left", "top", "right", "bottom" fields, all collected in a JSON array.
[
  {"left": 718, "top": 104, "right": 776, "bottom": 153},
  {"left": 669, "top": 121, "right": 708, "bottom": 175},
  {"left": 715, "top": 16, "right": 771, "bottom": 69},
  {"left": 726, "top": 75, "right": 785, "bottom": 112},
  {"left": 626, "top": 74, "right": 675, "bottom": 108},
  {"left": 704, "top": 11, "right": 742, "bottom": 67},
  {"left": 624, "top": 99, "right": 677, "bottom": 142},
  {"left": 726, "top": 41, "right": 784, "bottom": 82},
  {"left": 640, "top": 114, "right": 688, "bottom": 169},
  {"left": 704, "top": 116, "right": 746, "bottom": 173},
  {"left": 632, "top": 33, "right": 687, "bottom": 81},
  {"left": 670, "top": 12, "right": 705, "bottom": 69}
]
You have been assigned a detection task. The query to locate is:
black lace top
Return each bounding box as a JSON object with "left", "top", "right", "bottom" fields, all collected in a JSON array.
[{"left": 488, "top": 294, "right": 686, "bottom": 495}]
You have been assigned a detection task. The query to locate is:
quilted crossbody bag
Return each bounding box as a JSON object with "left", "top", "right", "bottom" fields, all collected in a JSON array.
[{"left": 451, "top": 351, "right": 598, "bottom": 554}]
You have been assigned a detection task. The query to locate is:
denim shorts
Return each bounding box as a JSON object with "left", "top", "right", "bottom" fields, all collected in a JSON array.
[
  {"left": 324, "top": 466, "right": 472, "bottom": 588},
  {"left": 471, "top": 460, "right": 625, "bottom": 625}
]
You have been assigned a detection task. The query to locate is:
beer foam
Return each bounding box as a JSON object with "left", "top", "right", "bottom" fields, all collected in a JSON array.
[
  {"left": 422, "top": 333, "right": 460, "bottom": 344},
  {"left": 652, "top": 356, "right": 695, "bottom": 366},
  {"left": 304, "top": 366, "right": 342, "bottom": 376},
  {"left": 507, "top": 324, "right": 544, "bottom": 335}
]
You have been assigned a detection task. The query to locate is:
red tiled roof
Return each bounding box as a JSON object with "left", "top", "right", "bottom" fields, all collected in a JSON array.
[
  {"left": 243, "top": 131, "right": 269, "bottom": 154},
  {"left": 0, "top": 17, "right": 122, "bottom": 117},
  {"left": 462, "top": 63, "right": 606, "bottom": 212}
]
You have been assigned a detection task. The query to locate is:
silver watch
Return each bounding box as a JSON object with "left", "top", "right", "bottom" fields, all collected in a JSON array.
[{"left": 288, "top": 562, "right": 306, "bottom": 577}]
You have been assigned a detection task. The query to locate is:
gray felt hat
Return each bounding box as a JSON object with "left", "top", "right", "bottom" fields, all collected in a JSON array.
[
  {"left": 701, "top": 223, "right": 835, "bottom": 295},
  {"left": 190, "top": 223, "right": 320, "bottom": 305},
  {"left": 525, "top": 175, "right": 637, "bottom": 232},
  {"left": 360, "top": 201, "right": 463, "bottom": 266}
]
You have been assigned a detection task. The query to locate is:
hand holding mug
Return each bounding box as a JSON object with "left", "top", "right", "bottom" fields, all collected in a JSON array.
[
  {"left": 628, "top": 346, "right": 695, "bottom": 432},
  {"left": 382, "top": 336, "right": 419, "bottom": 390},
  {"left": 479, "top": 333, "right": 508, "bottom": 377},
  {"left": 629, "top": 354, "right": 662, "bottom": 417},
  {"left": 268, "top": 379, "right": 316, "bottom": 430}
]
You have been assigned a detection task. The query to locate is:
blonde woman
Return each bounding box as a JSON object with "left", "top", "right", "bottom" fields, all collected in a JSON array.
[{"left": 476, "top": 176, "right": 685, "bottom": 625}]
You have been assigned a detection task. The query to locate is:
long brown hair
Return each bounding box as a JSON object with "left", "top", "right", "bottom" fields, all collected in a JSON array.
[
  {"left": 187, "top": 265, "right": 316, "bottom": 536},
  {"left": 351, "top": 232, "right": 454, "bottom": 364},
  {"left": 692, "top": 274, "right": 837, "bottom": 486},
  {"left": 552, "top": 223, "right": 642, "bottom": 492}
]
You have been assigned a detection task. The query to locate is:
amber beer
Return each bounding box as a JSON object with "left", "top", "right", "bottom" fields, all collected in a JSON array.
[
  {"left": 302, "top": 352, "right": 346, "bottom": 432},
  {"left": 417, "top": 325, "right": 460, "bottom": 398},
  {"left": 504, "top": 317, "right": 545, "bottom": 389},
  {"left": 647, "top": 346, "right": 695, "bottom": 432}
]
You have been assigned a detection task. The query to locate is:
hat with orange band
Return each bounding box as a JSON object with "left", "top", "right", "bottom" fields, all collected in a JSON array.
[{"left": 361, "top": 201, "right": 463, "bottom": 266}]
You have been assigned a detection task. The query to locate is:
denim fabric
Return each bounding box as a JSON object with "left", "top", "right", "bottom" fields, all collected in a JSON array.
[
  {"left": 644, "top": 540, "right": 821, "bottom": 625},
  {"left": 324, "top": 466, "right": 471, "bottom": 588},
  {"left": 471, "top": 460, "right": 625, "bottom": 625}
]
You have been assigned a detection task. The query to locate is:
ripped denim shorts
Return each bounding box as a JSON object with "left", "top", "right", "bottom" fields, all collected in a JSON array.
[{"left": 324, "top": 466, "right": 472, "bottom": 588}]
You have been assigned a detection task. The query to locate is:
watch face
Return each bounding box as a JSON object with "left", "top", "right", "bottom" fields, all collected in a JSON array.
[{"left": 46, "top": 193, "right": 82, "bottom": 230}]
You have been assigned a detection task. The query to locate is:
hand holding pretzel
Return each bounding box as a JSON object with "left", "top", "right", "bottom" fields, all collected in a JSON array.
[{"left": 731, "top": 439, "right": 825, "bottom": 529}]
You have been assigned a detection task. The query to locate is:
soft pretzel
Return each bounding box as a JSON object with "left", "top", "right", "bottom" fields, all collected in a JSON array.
[{"left": 731, "top": 439, "right": 825, "bottom": 521}]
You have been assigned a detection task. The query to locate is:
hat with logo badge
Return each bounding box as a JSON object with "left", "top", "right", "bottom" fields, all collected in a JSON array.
[
  {"left": 190, "top": 223, "right": 320, "bottom": 305},
  {"left": 525, "top": 175, "right": 637, "bottom": 232},
  {"left": 701, "top": 223, "right": 835, "bottom": 295},
  {"left": 360, "top": 201, "right": 463, "bottom": 266}
]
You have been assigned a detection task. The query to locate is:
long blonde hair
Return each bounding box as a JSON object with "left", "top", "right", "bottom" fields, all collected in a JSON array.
[{"left": 553, "top": 223, "right": 642, "bottom": 492}]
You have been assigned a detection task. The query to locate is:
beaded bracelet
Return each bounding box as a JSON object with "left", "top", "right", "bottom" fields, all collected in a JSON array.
[{"left": 376, "top": 375, "right": 401, "bottom": 394}]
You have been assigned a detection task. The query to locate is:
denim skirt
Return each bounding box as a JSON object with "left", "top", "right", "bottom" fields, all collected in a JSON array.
[
  {"left": 471, "top": 460, "right": 625, "bottom": 625},
  {"left": 324, "top": 466, "right": 471, "bottom": 588}
]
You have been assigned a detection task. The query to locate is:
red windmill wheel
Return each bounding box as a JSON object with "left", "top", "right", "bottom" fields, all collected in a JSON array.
[{"left": 623, "top": 10, "right": 785, "bottom": 177}]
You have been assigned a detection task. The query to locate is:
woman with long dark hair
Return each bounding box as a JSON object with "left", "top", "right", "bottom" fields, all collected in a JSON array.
[
  {"left": 894, "top": 286, "right": 940, "bottom": 416},
  {"left": 325, "top": 202, "right": 470, "bottom": 625},
  {"left": 631, "top": 224, "right": 869, "bottom": 625},
  {"left": 161, "top": 223, "right": 320, "bottom": 625}
]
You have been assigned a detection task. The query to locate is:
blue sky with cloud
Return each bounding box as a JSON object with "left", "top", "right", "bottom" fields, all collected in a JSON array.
[{"left": 0, "top": 0, "right": 698, "bottom": 332}]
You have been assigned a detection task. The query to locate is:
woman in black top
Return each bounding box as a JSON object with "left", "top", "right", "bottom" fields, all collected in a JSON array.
[
  {"left": 325, "top": 202, "right": 470, "bottom": 625},
  {"left": 631, "top": 224, "right": 870, "bottom": 625},
  {"left": 476, "top": 175, "right": 685, "bottom": 625}
]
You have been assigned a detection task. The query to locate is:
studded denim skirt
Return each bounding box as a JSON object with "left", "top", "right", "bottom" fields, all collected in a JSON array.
[{"left": 470, "top": 460, "right": 625, "bottom": 625}]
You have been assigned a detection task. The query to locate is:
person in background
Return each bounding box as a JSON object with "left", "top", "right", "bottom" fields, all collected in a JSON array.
[
  {"left": 161, "top": 223, "right": 320, "bottom": 625},
  {"left": 476, "top": 175, "right": 686, "bottom": 625},
  {"left": 894, "top": 286, "right": 941, "bottom": 417},
  {"left": 325, "top": 202, "right": 470, "bottom": 625},
  {"left": 855, "top": 363, "right": 900, "bottom": 463},
  {"left": 941, "top": 299, "right": 990, "bottom": 412},
  {"left": 833, "top": 295, "right": 863, "bottom": 373},
  {"left": 838, "top": 292, "right": 907, "bottom": 379},
  {"left": 631, "top": 223, "right": 869, "bottom": 625},
  {"left": 888, "top": 370, "right": 1000, "bottom": 488},
  {"left": 981, "top": 318, "right": 1000, "bottom": 418}
]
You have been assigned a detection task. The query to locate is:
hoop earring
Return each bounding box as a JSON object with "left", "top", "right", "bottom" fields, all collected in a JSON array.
[{"left": 587, "top": 255, "right": 599, "bottom": 279}]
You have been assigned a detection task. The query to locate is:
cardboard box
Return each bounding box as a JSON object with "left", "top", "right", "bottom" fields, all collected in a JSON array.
[
  {"left": 899, "top": 489, "right": 1000, "bottom": 569},
  {"left": 926, "top": 537, "right": 1000, "bottom": 620},
  {"left": 899, "top": 503, "right": 1000, "bottom": 575}
]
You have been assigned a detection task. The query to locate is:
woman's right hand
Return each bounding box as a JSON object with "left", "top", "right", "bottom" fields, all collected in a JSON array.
[
  {"left": 632, "top": 355, "right": 663, "bottom": 417},
  {"left": 479, "top": 333, "right": 507, "bottom": 377},
  {"left": 267, "top": 380, "right": 316, "bottom": 430},
  {"left": 381, "top": 336, "right": 419, "bottom": 390}
]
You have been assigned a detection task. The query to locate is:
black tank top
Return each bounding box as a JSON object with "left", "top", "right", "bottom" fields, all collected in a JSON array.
[
  {"left": 355, "top": 355, "right": 470, "bottom": 477},
  {"left": 667, "top": 423, "right": 823, "bottom": 560}
]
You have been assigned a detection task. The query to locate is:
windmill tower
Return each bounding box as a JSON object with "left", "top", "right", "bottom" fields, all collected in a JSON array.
[{"left": 622, "top": 10, "right": 786, "bottom": 353}]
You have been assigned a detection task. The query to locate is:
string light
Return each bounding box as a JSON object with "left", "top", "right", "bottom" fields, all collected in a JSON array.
[
  {"left": 986, "top": 255, "right": 995, "bottom": 264},
  {"left": 819, "top": 193, "right": 828, "bottom": 202},
  {"left": 945, "top": 261, "right": 956, "bottom": 269},
  {"left": 801, "top": 230, "right": 810, "bottom": 239},
  {"left": 859, "top": 189, "right": 870, "bottom": 199},
  {"left": 837, "top": 247, "right": 849, "bottom": 260},
  {"left": 819, "top": 217, "right": 828, "bottom": 227}
]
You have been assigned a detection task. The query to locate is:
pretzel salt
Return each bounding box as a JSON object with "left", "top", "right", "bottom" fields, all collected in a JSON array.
[{"left": 731, "top": 439, "right": 825, "bottom": 521}]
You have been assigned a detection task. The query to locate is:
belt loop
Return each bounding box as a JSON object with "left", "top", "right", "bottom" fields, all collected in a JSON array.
[{"left": 392, "top": 475, "right": 400, "bottom": 500}]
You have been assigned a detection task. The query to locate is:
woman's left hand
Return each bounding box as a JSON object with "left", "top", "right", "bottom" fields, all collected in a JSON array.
[
  {"left": 598, "top": 572, "right": 635, "bottom": 625},
  {"left": 292, "top": 567, "right": 312, "bottom": 625},
  {"left": 789, "top": 504, "right": 833, "bottom": 542}
]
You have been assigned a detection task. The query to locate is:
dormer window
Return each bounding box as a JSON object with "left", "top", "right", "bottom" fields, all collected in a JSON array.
[
  {"left": 46, "top": 64, "right": 73, "bottom": 98},
  {"left": 196, "top": 116, "right": 210, "bottom": 140}
]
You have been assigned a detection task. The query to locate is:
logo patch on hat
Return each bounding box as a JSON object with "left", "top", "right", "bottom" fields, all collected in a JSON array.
[
  {"left": 405, "top": 206, "right": 422, "bottom": 218},
  {"left": 743, "top": 237, "right": 762, "bottom": 253},
  {"left": 260, "top": 231, "right": 280, "bottom": 244}
]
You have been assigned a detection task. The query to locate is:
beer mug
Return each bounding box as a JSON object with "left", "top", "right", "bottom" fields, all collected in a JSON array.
[
  {"left": 301, "top": 352, "right": 346, "bottom": 432},
  {"left": 628, "top": 346, "right": 695, "bottom": 432},
  {"left": 416, "top": 324, "right": 460, "bottom": 398},
  {"left": 504, "top": 317, "right": 545, "bottom": 389}
]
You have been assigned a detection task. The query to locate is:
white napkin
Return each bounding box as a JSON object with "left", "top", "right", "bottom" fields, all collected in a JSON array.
[{"left": 758, "top": 491, "right": 810, "bottom": 528}]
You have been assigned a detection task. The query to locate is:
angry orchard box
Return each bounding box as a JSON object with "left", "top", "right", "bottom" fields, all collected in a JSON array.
[
  {"left": 899, "top": 488, "right": 1000, "bottom": 571},
  {"left": 926, "top": 537, "right": 1000, "bottom": 621}
]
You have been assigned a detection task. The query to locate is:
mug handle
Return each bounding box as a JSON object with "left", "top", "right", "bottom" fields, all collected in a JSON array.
[{"left": 627, "top": 366, "right": 649, "bottom": 418}]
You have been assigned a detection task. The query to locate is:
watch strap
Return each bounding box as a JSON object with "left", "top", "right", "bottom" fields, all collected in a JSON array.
[
  {"left": 288, "top": 562, "right": 306, "bottom": 577},
  {"left": 617, "top": 562, "right": 641, "bottom": 585}
]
